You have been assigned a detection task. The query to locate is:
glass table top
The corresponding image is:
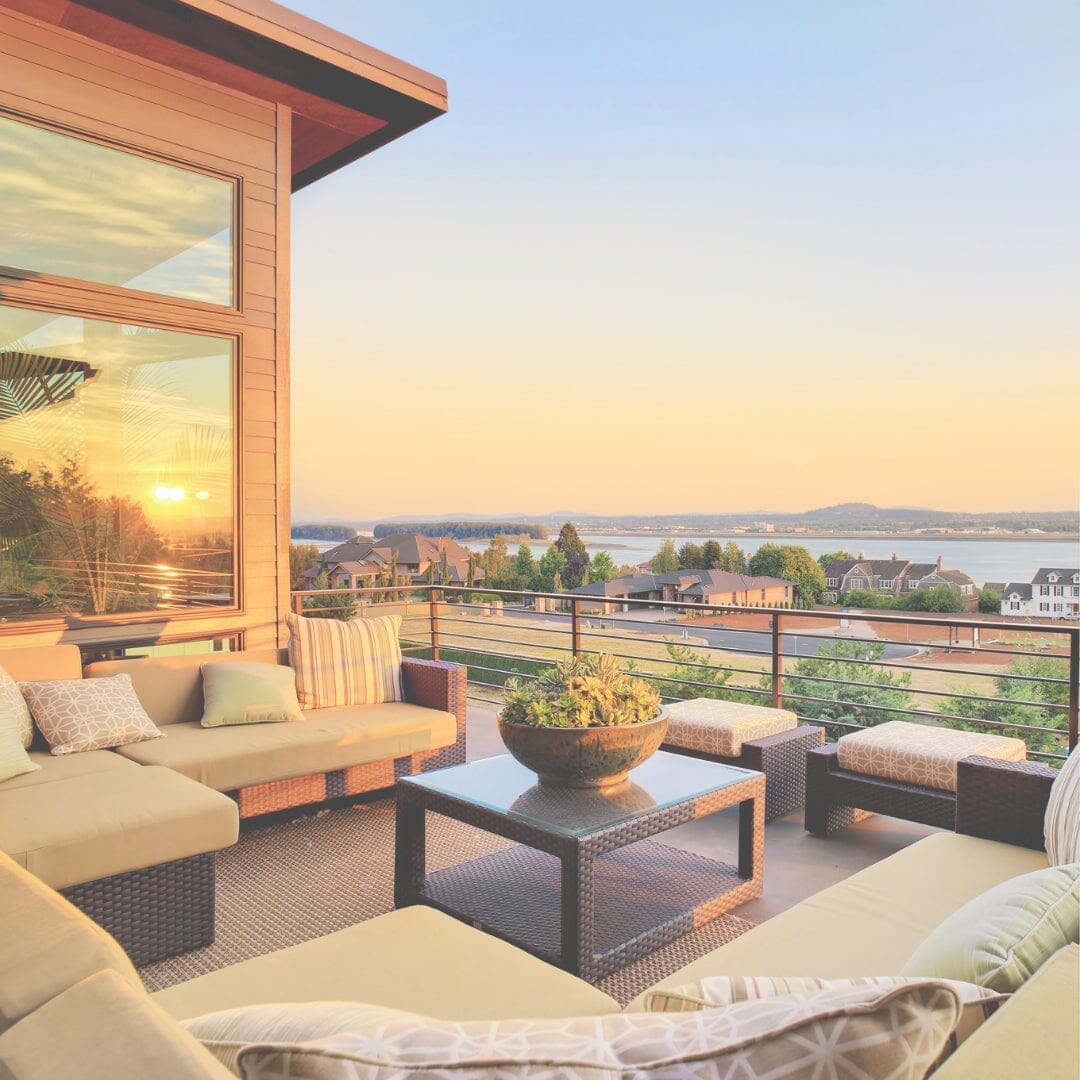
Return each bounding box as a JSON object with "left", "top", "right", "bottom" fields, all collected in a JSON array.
[{"left": 400, "top": 751, "right": 754, "bottom": 838}]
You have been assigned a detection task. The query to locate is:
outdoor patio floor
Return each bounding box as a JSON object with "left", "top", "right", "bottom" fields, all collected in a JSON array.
[{"left": 464, "top": 701, "right": 940, "bottom": 924}]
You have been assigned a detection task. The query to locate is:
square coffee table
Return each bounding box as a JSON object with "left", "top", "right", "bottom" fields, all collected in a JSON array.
[{"left": 394, "top": 750, "right": 764, "bottom": 981}]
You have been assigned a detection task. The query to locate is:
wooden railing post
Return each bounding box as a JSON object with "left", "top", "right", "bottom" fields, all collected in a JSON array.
[
  {"left": 428, "top": 587, "right": 440, "bottom": 661},
  {"left": 571, "top": 598, "right": 581, "bottom": 658},
  {"left": 292, "top": 592, "right": 303, "bottom": 615},
  {"left": 771, "top": 612, "right": 784, "bottom": 708}
]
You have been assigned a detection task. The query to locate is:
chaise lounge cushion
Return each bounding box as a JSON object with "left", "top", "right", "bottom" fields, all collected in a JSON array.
[
  {"left": 0, "top": 765, "right": 238, "bottom": 889},
  {"left": 836, "top": 721, "right": 1026, "bottom": 792},
  {"left": 152, "top": 904, "right": 621, "bottom": 1023},
  {"left": 628, "top": 831, "right": 1048, "bottom": 1009},
  {"left": 0, "top": 850, "right": 142, "bottom": 1032},
  {"left": 0, "top": 970, "right": 234, "bottom": 1080},
  {"left": 114, "top": 703, "right": 457, "bottom": 792},
  {"left": 0, "top": 748, "right": 138, "bottom": 791}
]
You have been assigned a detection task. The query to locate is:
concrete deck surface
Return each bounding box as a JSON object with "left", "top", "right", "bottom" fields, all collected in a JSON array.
[{"left": 465, "top": 703, "right": 938, "bottom": 923}]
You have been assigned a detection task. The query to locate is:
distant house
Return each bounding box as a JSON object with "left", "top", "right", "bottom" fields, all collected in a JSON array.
[
  {"left": 569, "top": 570, "right": 794, "bottom": 611},
  {"left": 303, "top": 533, "right": 481, "bottom": 590},
  {"left": 1001, "top": 568, "right": 1080, "bottom": 620},
  {"left": 822, "top": 553, "right": 975, "bottom": 603}
]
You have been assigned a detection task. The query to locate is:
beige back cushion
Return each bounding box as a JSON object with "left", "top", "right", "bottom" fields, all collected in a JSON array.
[
  {"left": 0, "top": 645, "right": 82, "bottom": 683},
  {"left": 0, "top": 970, "right": 233, "bottom": 1079},
  {"left": 84, "top": 650, "right": 287, "bottom": 727},
  {"left": 0, "top": 849, "right": 142, "bottom": 1032}
]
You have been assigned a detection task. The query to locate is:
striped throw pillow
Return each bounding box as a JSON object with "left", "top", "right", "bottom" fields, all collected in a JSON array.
[
  {"left": 286, "top": 613, "right": 403, "bottom": 709},
  {"left": 1045, "top": 745, "right": 1080, "bottom": 865}
]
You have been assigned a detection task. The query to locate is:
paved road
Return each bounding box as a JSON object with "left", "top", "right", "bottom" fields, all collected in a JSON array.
[{"left": 491, "top": 606, "right": 920, "bottom": 661}]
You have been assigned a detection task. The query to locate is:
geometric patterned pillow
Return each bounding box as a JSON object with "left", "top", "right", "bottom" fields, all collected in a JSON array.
[
  {"left": 184, "top": 982, "right": 963, "bottom": 1079},
  {"left": 642, "top": 973, "right": 1006, "bottom": 1048},
  {"left": 17, "top": 675, "right": 163, "bottom": 755},
  {"left": 0, "top": 664, "right": 34, "bottom": 749},
  {"left": 285, "top": 613, "right": 403, "bottom": 709},
  {"left": 1045, "top": 744, "right": 1080, "bottom": 865}
]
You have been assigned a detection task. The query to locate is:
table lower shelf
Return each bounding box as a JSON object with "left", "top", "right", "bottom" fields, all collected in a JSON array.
[{"left": 416, "top": 838, "right": 750, "bottom": 979}]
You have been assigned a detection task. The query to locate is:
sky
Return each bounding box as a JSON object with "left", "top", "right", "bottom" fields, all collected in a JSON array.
[{"left": 288, "top": 1, "right": 1080, "bottom": 521}]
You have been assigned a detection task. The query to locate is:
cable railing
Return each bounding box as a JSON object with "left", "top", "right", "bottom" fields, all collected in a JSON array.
[{"left": 290, "top": 584, "right": 1079, "bottom": 763}]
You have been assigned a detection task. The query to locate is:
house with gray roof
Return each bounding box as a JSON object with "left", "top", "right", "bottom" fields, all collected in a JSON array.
[
  {"left": 822, "top": 553, "right": 975, "bottom": 603},
  {"left": 1001, "top": 569, "right": 1080, "bottom": 619},
  {"left": 307, "top": 533, "right": 481, "bottom": 590}
]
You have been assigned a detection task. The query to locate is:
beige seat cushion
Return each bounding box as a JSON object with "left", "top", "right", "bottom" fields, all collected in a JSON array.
[
  {"left": 0, "top": 765, "right": 238, "bottom": 889},
  {"left": 0, "top": 748, "right": 138, "bottom": 791},
  {"left": 837, "top": 721, "right": 1026, "bottom": 791},
  {"left": 0, "top": 970, "right": 233, "bottom": 1080},
  {"left": 0, "top": 849, "right": 142, "bottom": 1032},
  {"left": 152, "top": 904, "right": 620, "bottom": 1022},
  {"left": 934, "top": 944, "right": 1080, "bottom": 1080},
  {"left": 114, "top": 703, "right": 456, "bottom": 791},
  {"left": 664, "top": 698, "right": 798, "bottom": 756},
  {"left": 628, "top": 831, "right": 1048, "bottom": 1009}
]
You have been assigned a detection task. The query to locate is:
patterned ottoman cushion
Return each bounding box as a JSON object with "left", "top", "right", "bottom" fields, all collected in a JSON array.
[
  {"left": 664, "top": 699, "right": 798, "bottom": 757},
  {"left": 837, "top": 721, "right": 1026, "bottom": 792}
]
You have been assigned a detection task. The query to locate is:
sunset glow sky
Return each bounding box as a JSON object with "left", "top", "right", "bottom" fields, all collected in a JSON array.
[{"left": 288, "top": 1, "right": 1079, "bottom": 521}]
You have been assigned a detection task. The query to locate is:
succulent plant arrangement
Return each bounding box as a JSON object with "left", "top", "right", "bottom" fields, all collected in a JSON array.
[{"left": 502, "top": 653, "right": 662, "bottom": 729}]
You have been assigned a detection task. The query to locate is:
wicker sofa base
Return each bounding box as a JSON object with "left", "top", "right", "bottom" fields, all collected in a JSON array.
[
  {"left": 60, "top": 852, "right": 215, "bottom": 966},
  {"left": 804, "top": 744, "right": 958, "bottom": 836},
  {"left": 231, "top": 740, "right": 467, "bottom": 819},
  {"left": 663, "top": 724, "right": 825, "bottom": 821}
]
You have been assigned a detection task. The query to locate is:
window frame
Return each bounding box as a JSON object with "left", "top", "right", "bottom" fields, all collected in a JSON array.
[{"left": 0, "top": 107, "right": 242, "bottom": 316}]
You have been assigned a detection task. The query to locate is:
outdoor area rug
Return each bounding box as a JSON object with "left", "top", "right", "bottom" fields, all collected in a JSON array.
[{"left": 139, "top": 800, "right": 754, "bottom": 1006}]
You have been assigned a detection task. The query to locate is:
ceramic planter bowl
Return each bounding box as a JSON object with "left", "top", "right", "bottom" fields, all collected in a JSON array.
[{"left": 497, "top": 707, "right": 669, "bottom": 788}]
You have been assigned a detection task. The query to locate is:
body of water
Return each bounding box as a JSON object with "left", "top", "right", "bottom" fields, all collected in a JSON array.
[{"left": 298, "top": 533, "right": 1079, "bottom": 588}]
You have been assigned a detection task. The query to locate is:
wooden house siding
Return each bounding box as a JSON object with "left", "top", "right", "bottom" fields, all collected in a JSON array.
[{"left": 0, "top": 6, "right": 288, "bottom": 651}]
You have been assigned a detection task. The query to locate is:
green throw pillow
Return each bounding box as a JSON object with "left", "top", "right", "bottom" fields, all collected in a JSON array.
[
  {"left": 900, "top": 863, "right": 1080, "bottom": 993},
  {"left": 0, "top": 695, "right": 39, "bottom": 784},
  {"left": 200, "top": 663, "right": 304, "bottom": 728}
]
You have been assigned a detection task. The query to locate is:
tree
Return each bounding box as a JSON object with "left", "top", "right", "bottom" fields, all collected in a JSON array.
[
  {"left": 650, "top": 538, "right": 679, "bottom": 574},
  {"left": 701, "top": 540, "right": 723, "bottom": 569},
  {"left": 482, "top": 535, "right": 510, "bottom": 584},
  {"left": 937, "top": 655, "right": 1069, "bottom": 756},
  {"left": 748, "top": 543, "right": 826, "bottom": 607},
  {"left": 537, "top": 545, "right": 566, "bottom": 592},
  {"left": 894, "top": 585, "right": 968, "bottom": 613},
  {"left": 720, "top": 541, "right": 748, "bottom": 573},
  {"left": 289, "top": 543, "right": 320, "bottom": 590},
  {"left": 588, "top": 550, "right": 617, "bottom": 583},
  {"left": 507, "top": 543, "right": 537, "bottom": 591},
  {"left": 841, "top": 588, "right": 894, "bottom": 610},
  {"left": 302, "top": 569, "right": 357, "bottom": 621},
  {"left": 654, "top": 644, "right": 754, "bottom": 704},
  {"left": 818, "top": 549, "right": 854, "bottom": 571},
  {"left": 678, "top": 542, "right": 704, "bottom": 569},
  {"left": 777, "top": 640, "right": 915, "bottom": 737},
  {"left": 978, "top": 587, "right": 1002, "bottom": 614},
  {"left": 464, "top": 552, "right": 477, "bottom": 604},
  {"left": 555, "top": 522, "right": 589, "bottom": 590}
]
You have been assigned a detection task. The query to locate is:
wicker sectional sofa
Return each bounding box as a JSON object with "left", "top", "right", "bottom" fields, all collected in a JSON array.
[
  {"left": 0, "top": 754, "right": 1075, "bottom": 1078},
  {"left": 0, "top": 644, "right": 466, "bottom": 963}
]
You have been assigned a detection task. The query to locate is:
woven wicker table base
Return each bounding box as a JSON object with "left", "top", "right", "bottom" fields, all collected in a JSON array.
[
  {"left": 396, "top": 754, "right": 766, "bottom": 983},
  {"left": 421, "top": 840, "right": 746, "bottom": 973}
]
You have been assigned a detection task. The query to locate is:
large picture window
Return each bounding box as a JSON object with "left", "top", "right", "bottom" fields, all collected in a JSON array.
[
  {"left": 0, "top": 114, "right": 234, "bottom": 305},
  {"left": 0, "top": 304, "right": 234, "bottom": 623}
]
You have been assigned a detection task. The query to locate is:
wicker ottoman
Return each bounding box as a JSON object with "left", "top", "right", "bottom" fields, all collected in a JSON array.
[
  {"left": 805, "top": 720, "right": 1028, "bottom": 836},
  {"left": 661, "top": 699, "right": 824, "bottom": 821}
]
